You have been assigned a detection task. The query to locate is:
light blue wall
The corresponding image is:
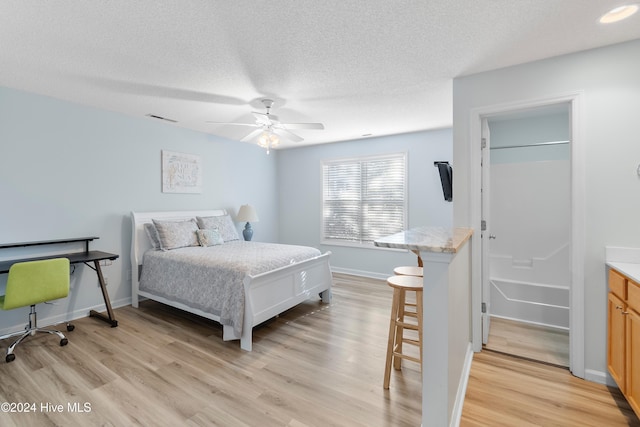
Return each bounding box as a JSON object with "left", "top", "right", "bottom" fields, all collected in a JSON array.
[
  {"left": 277, "top": 130, "right": 453, "bottom": 278},
  {"left": 0, "top": 86, "right": 278, "bottom": 332},
  {"left": 0, "top": 85, "right": 454, "bottom": 331}
]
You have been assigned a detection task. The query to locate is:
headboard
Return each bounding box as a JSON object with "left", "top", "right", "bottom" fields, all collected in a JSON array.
[{"left": 130, "top": 209, "right": 227, "bottom": 288}]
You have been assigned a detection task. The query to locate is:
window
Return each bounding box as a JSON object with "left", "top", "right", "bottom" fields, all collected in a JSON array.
[{"left": 322, "top": 152, "right": 407, "bottom": 247}]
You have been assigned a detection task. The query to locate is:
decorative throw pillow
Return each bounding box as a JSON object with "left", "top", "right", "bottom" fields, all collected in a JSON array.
[
  {"left": 196, "top": 229, "right": 224, "bottom": 247},
  {"left": 196, "top": 215, "right": 240, "bottom": 242},
  {"left": 144, "top": 223, "right": 161, "bottom": 250},
  {"left": 152, "top": 218, "right": 199, "bottom": 251}
]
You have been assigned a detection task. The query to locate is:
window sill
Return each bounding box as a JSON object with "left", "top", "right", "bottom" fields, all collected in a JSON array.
[{"left": 320, "top": 240, "right": 407, "bottom": 252}]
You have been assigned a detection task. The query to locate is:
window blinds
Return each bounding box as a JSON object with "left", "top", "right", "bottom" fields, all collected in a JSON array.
[{"left": 322, "top": 153, "right": 406, "bottom": 245}]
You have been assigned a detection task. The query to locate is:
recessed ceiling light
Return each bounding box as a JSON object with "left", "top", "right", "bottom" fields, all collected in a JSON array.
[{"left": 599, "top": 4, "right": 639, "bottom": 23}]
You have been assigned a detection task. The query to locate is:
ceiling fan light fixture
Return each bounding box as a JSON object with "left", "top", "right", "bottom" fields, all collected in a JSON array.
[
  {"left": 257, "top": 129, "right": 280, "bottom": 153},
  {"left": 257, "top": 130, "right": 279, "bottom": 146},
  {"left": 599, "top": 4, "right": 639, "bottom": 23},
  {"left": 206, "top": 97, "right": 323, "bottom": 150}
]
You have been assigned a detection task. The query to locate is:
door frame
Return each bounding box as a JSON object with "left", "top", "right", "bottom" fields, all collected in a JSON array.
[
  {"left": 481, "top": 117, "right": 491, "bottom": 345},
  {"left": 469, "top": 92, "right": 585, "bottom": 378}
]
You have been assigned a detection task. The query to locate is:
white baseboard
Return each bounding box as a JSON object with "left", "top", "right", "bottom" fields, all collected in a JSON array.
[
  {"left": 584, "top": 368, "right": 617, "bottom": 387},
  {"left": 330, "top": 266, "right": 388, "bottom": 280},
  {"left": 0, "top": 297, "right": 132, "bottom": 336},
  {"left": 450, "top": 343, "right": 474, "bottom": 427}
]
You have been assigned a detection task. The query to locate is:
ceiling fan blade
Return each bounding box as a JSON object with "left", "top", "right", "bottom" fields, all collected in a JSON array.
[
  {"left": 205, "top": 98, "right": 321, "bottom": 144},
  {"left": 252, "top": 112, "right": 279, "bottom": 125},
  {"left": 206, "top": 122, "right": 259, "bottom": 127},
  {"left": 274, "top": 128, "right": 304, "bottom": 143},
  {"left": 240, "top": 128, "right": 264, "bottom": 142},
  {"left": 280, "top": 122, "right": 325, "bottom": 130}
]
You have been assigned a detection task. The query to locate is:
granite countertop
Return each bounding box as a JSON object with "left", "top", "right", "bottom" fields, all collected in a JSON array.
[{"left": 374, "top": 226, "right": 473, "bottom": 254}]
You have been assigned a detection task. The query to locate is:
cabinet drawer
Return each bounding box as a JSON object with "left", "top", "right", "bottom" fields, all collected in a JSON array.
[
  {"left": 629, "top": 279, "right": 640, "bottom": 310},
  {"left": 610, "top": 269, "right": 627, "bottom": 299}
]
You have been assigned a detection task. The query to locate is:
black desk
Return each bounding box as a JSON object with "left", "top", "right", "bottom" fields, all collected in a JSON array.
[{"left": 0, "top": 237, "right": 119, "bottom": 327}]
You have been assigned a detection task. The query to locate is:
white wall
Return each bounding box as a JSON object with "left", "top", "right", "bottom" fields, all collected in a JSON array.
[
  {"left": 277, "top": 130, "right": 453, "bottom": 278},
  {"left": 453, "top": 39, "right": 640, "bottom": 378},
  {"left": 0, "top": 86, "right": 278, "bottom": 333}
]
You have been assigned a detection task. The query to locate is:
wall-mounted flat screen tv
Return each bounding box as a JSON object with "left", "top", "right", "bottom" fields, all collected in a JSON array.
[{"left": 434, "top": 161, "right": 453, "bottom": 202}]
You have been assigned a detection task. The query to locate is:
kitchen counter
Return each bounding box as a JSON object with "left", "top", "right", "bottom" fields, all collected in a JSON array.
[
  {"left": 605, "top": 246, "right": 640, "bottom": 283},
  {"left": 607, "top": 262, "right": 640, "bottom": 284},
  {"left": 373, "top": 226, "right": 473, "bottom": 253},
  {"left": 375, "top": 225, "right": 474, "bottom": 426}
]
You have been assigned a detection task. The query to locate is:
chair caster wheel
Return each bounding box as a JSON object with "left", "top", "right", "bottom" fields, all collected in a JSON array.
[
  {"left": 6, "top": 354, "right": 15, "bottom": 363},
  {"left": 60, "top": 338, "right": 68, "bottom": 346},
  {"left": 67, "top": 324, "right": 75, "bottom": 332}
]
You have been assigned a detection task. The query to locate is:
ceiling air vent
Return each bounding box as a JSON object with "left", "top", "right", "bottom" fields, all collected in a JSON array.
[{"left": 145, "top": 114, "right": 177, "bottom": 123}]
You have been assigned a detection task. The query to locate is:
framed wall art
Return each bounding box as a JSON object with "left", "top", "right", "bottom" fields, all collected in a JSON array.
[{"left": 161, "top": 150, "right": 202, "bottom": 194}]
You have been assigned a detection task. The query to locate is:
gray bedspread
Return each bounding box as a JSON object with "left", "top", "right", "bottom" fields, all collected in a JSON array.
[{"left": 138, "top": 241, "right": 322, "bottom": 335}]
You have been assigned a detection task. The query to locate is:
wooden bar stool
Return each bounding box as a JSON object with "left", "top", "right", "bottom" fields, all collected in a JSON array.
[
  {"left": 393, "top": 251, "right": 423, "bottom": 277},
  {"left": 383, "top": 274, "right": 423, "bottom": 389},
  {"left": 393, "top": 265, "right": 423, "bottom": 277}
]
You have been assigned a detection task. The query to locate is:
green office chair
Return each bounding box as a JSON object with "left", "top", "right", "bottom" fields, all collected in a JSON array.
[{"left": 0, "top": 258, "right": 72, "bottom": 363}]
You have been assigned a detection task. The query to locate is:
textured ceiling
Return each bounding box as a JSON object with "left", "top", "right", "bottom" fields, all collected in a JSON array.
[{"left": 1, "top": 1, "right": 639, "bottom": 149}]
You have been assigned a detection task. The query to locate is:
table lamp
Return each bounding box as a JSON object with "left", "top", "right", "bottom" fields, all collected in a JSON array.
[{"left": 236, "top": 204, "right": 259, "bottom": 241}]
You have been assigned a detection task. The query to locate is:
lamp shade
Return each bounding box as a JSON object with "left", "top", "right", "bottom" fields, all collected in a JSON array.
[{"left": 236, "top": 205, "right": 259, "bottom": 223}]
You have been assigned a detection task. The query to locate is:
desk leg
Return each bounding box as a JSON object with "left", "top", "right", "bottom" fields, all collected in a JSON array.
[{"left": 89, "top": 260, "right": 118, "bottom": 327}]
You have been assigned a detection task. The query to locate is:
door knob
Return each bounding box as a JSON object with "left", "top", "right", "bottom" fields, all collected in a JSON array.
[{"left": 489, "top": 234, "right": 496, "bottom": 239}]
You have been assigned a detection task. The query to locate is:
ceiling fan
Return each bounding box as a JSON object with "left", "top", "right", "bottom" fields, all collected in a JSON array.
[{"left": 207, "top": 99, "right": 324, "bottom": 153}]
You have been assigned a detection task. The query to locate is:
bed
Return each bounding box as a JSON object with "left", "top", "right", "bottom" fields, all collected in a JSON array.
[{"left": 130, "top": 209, "right": 332, "bottom": 351}]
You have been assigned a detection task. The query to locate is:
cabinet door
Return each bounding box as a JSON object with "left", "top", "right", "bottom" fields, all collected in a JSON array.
[
  {"left": 609, "top": 292, "right": 626, "bottom": 392},
  {"left": 610, "top": 269, "right": 627, "bottom": 299},
  {"left": 627, "top": 308, "right": 640, "bottom": 415}
]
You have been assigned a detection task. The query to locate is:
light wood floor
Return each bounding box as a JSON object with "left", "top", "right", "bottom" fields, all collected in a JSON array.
[
  {"left": 0, "top": 273, "right": 637, "bottom": 426},
  {"left": 485, "top": 317, "right": 570, "bottom": 367},
  {"left": 0, "top": 273, "right": 421, "bottom": 427},
  {"left": 460, "top": 350, "right": 639, "bottom": 426}
]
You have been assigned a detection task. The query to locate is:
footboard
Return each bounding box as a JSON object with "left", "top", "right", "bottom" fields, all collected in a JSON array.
[{"left": 222, "top": 251, "right": 332, "bottom": 351}]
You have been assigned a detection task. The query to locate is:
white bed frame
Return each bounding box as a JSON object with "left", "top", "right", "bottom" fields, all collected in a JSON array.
[{"left": 130, "top": 210, "right": 332, "bottom": 351}]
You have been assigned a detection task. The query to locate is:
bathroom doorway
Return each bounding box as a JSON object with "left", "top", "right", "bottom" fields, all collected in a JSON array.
[{"left": 481, "top": 103, "right": 571, "bottom": 366}]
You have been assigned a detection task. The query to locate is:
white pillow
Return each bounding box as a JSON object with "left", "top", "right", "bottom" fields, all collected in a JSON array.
[
  {"left": 144, "top": 223, "right": 161, "bottom": 250},
  {"left": 197, "top": 229, "right": 224, "bottom": 247},
  {"left": 196, "top": 215, "right": 240, "bottom": 242},
  {"left": 152, "top": 218, "right": 199, "bottom": 250}
]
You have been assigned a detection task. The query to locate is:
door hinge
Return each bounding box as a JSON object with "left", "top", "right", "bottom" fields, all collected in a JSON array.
[
  {"left": 481, "top": 138, "right": 487, "bottom": 149},
  {"left": 481, "top": 220, "right": 487, "bottom": 231},
  {"left": 482, "top": 302, "right": 487, "bottom": 313}
]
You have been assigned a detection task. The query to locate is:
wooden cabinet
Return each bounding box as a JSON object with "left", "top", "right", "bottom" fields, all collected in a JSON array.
[
  {"left": 608, "top": 291, "right": 626, "bottom": 389},
  {"left": 608, "top": 269, "right": 640, "bottom": 417},
  {"left": 628, "top": 307, "right": 640, "bottom": 413}
]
